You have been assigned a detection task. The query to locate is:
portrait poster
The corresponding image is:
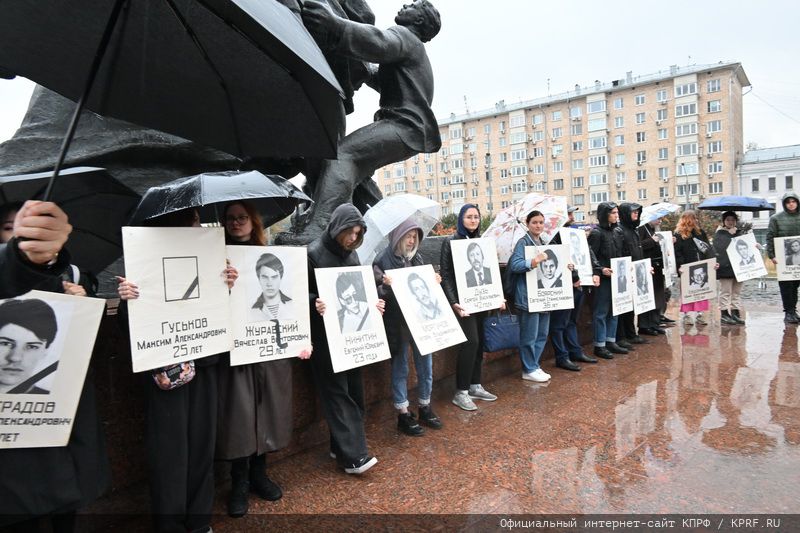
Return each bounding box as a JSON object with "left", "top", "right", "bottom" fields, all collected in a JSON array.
[
  {"left": 775, "top": 237, "right": 800, "bottom": 281},
  {"left": 385, "top": 265, "right": 466, "bottom": 355},
  {"left": 228, "top": 246, "right": 311, "bottom": 366},
  {"left": 632, "top": 258, "right": 656, "bottom": 315},
  {"left": 728, "top": 234, "right": 767, "bottom": 282},
  {"left": 122, "top": 227, "right": 232, "bottom": 372},
  {"left": 657, "top": 231, "right": 677, "bottom": 277},
  {"left": 314, "top": 266, "right": 390, "bottom": 373},
  {"left": 525, "top": 244, "right": 573, "bottom": 312},
  {"left": 611, "top": 256, "right": 633, "bottom": 316},
  {"left": 450, "top": 237, "right": 504, "bottom": 313},
  {"left": 0, "top": 290, "right": 105, "bottom": 449},
  {"left": 680, "top": 258, "right": 717, "bottom": 304},
  {"left": 559, "top": 228, "right": 593, "bottom": 285}
]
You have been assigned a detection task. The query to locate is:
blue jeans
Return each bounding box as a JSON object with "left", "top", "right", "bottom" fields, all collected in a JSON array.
[
  {"left": 518, "top": 310, "right": 551, "bottom": 374},
  {"left": 391, "top": 335, "right": 433, "bottom": 409},
  {"left": 549, "top": 288, "right": 584, "bottom": 362},
  {"left": 592, "top": 279, "right": 618, "bottom": 346}
]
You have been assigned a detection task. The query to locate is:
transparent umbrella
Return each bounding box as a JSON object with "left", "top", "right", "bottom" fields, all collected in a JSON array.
[
  {"left": 356, "top": 194, "right": 442, "bottom": 265},
  {"left": 484, "top": 194, "right": 568, "bottom": 263},
  {"left": 638, "top": 202, "right": 681, "bottom": 227}
]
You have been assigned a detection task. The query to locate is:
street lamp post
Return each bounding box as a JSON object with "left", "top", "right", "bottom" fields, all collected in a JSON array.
[{"left": 680, "top": 162, "right": 690, "bottom": 210}]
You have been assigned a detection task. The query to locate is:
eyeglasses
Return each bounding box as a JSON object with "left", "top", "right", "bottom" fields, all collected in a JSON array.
[{"left": 225, "top": 215, "right": 250, "bottom": 225}]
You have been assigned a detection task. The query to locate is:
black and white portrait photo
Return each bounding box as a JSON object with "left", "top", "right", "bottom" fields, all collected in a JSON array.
[
  {"left": 336, "top": 271, "right": 371, "bottom": 334},
  {"left": 464, "top": 242, "right": 492, "bottom": 287},
  {"left": 611, "top": 256, "right": 634, "bottom": 316},
  {"left": 736, "top": 240, "right": 756, "bottom": 266},
  {"left": 727, "top": 234, "right": 767, "bottom": 283},
  {"left": 785, "top": 238, "right": 800, "bottom": 266},
  {"left": 635, "top": 262, "right": 649, "bottom": 297},
  {"left": 616, "top": 265, "right": 629, "bottom": 295},
  {"left": 249, "top": 252, "right": 293, "bottom": 322},
  {"left": 407, "top": 273, "right": 442, "bottom": 322},
  {"left": 0, "top": 299, "right": 58, "bottom": 395},
  {"left": 689, "top": 264, "right": 709, "bottom": 290},
  {"left": 559, "top": 227, "right": 593, "bottom": 285},
  {"left": 680, "top": 258, "right": 717, "bottom": 304},
  {"left": 537, "top": 249, "right": 563, "bottom": 289}
]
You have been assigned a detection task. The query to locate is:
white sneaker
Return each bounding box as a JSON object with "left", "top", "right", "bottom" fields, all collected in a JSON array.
[
  {"left": 522, "top": 368, "right": 551, "bottom": 382},
  {"left": 468, "top": 384, "right": 498, "bottom": 401},
  {"left": 452, "top": 391, "right": 477, "bottom": 411}
]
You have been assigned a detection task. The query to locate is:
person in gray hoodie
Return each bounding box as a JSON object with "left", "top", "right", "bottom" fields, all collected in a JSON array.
[
  {"left": 373, "top": 218, "right": 443, "bottom": 437},
  {"left": 767, "top": 191, "right": 800, "bottom": 323},
  {"left": 308, "top": 204, "right": 384, "bottom": 474}
]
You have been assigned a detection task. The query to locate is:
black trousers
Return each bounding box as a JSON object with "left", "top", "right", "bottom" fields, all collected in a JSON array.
[
  {"left": 618, "top": 311, "right": 636, "bottom": 340},
  {"left": 455, "top": 312, "right": 486, "bottom": 391},
  {"left": 779, "top": 280, "right": 800, "bottom": 313},
  {"left": 145, "top": 364, "right": 218, "bottom": 533},
  {"left": 309, "top": 347, "right": 368, "bottom": 467}
]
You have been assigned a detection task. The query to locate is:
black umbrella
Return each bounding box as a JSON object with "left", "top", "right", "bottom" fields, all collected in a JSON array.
[
  {"left": 0, "top": 0, "right": 345, "bottom": 196},
  {"left": 697, "top": 195, "right": 775, "bottom": 212},
  {"left": 130, "top": 170, "right": 311, "bottom": 228},
  {"left": 0, "top": 167, "right": 141, "bottom": 274}
]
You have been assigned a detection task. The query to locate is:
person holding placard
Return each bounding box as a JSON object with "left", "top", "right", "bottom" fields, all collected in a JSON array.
[
  {"left": 218, "top": 201, "right": 297, "bottom": 518},
  {"left": 440, "top": 204, "right": 499, "bottom": 410},
  {"left": 373, "top": 219, "right": 443, "bottom": 437},
  {"left": 638, "top": 215, "right": 669, "bottom": 335},
  {"left": 509, "top": 211, "right": 555, "bottom": 382},
  {"left": 308, "top": 204, "right": 384, "bottom": 474},
  {"left": 714, "top": 211, "right": 747, "bottom": 325},
  {"left": 588, "top": 202, "right": 628, "bottom": 358},
  {"left": 614, "top": 203, "right": 648, "bottom": 349},
  {"left": 674, "top": 210, "right": 717, "bottom": 327},
  {"left": 767, "top": 192, "right": 800, "bottom": 324},
  {"left": 117, "top": 207, "right": 238, "bottom": 533}
]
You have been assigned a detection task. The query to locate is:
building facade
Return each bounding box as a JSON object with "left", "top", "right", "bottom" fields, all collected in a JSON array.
[
  {"left": 738, "top": 144, "right": 800, "bottom": 241},
  {"left": 375, "top": 62, "right": 750, "bottom": 221}
]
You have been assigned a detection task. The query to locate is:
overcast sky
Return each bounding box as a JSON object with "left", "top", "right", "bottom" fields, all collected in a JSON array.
[{"left": 2, "top": 0, "right": 798, "bottom": 149}]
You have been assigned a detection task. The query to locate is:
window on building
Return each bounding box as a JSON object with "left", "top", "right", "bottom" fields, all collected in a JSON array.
[
  {"left": 616, "top": 172, "right": 626, "bottom": 183},
  {"left": 532, "top": 114, "right": 544, "bottom": 125},
  {"left": 533, "top": 164, "right": 544, "bottom": 174},
  {"left": 426, "top": 178, "right": 433, "bottom": 188},
  {"left": 659, "top": 186, "right": 668, "bottom": 198},
  {"left": 570, "top": 107, "right": 582, "bottom": 118},
  {"left": 658, "top": 148, "right": 668, "bottom": 160},
  {"left": 499, "top": 152, "right": 507, "bottom": 162},
  {"left": 552, "top": 144, "right": 564, "bottom": 156},
  {"left": 635, "top": 113, "right": 646, "bottom": 124},
  {"left": 574, "top": 194, "right": 585, "bottom": 205},
  {"left": 589, "top": 155, "right": 607, "bottom": 167},
  {"left": 498, "top": 136, "right": 507, "bottom": 147},
  {"left": 709, "top": 182, "right": 723, "bottom": 194},
  {"left": 636, "top": 150, "right": 647, "bottom": 163},
  {"left": 553, "top": 179, "right": 564, "bottom": 190},
  {"left": 572, "top": 140, "right": 583, "bottom": 151},
  {"left": 787, "top": 175, "right": 794, "bottom": 189},
  {"left": 707, "top": 141, "right": 722, "bottom": 154},
  {"left": 588, "top": 118, "right": 607, "bottom": 132},
  {"left": 499, "top": 120, "right": 506, "bottom": 132},
  {"left": 708, "top": 161, "right": 723, "bottom": 174},
  {"left": 591, "top": 191, "right": 609, "bottom": 203},
  {"left": 533, "top": 147, "right": 545, "bottom": 157},
  {"left": 675, "top": 82, "right": 697, "bottom": 97},
  {"left": 483, "top": 124, "right": 491, "bottom": 134},
  {"left": 676, "top": 142, "right": 698, "bottom": 156},
  {"left": 532, "top": 131, "right": 544, "bottom": 142},
  {"left": 658, "top": 128, "right": 668, "bottom": 140},
  {"left": 656, "top": 89, "right": 668, "bottom": 102},
  {"left": 552, "top": 127, "right": 563, "bottom": 138},
  {"left": 675, "top": 103, "right": 697, "bottom": 117},
  {"left": 707, "top": 79, "right": 721, "bottom": 93},
  {"left": 677, "top": 163, "right": 698, "bottom": 176},
  {"left": 511, "top": 165, "right": 528, "bottom": 176},
  {"left": 452, "top": 189, "right": 466, "bottom": 199},
  {"left": 587, "top": 100, "right": 607, "bottom": 113},
  {"left": 708, "top": 100, "right": 721, "bottom": 113},
  {"left": 552, "top": 110, "right": 562, "bottom": 121},
  {"left": 614, "top": 97, "right": 624, "bottom": 109},
  {"left": 614, "top": 116, "right": 624, "bottom": 128},
  {"left": 510, "top": 132, "right": 527, "bottom": 144},
  {"left": 656, "top": 109, "right": 668, "bottom": 121},
  {"left": 509, "top": 115, "right": 525, "bottom": 128},
  {"left": 500, "top": 169, "right": 509, "bottom": 178},
  {"left": 636, "top": 131, "right": 646, "bottom": 143},
  {"left": 572, "top": 159, "right": 584, "bottom": 170},
  {"left": 658, "top": 167, "right": 668, "bottom": 179},
  {"left": 589, "top": 136, "right": 608, "bottom": 149},
  {"left": 707, "top": 120, "right": 722, "bottom": 133},
  {"left": 471, "top": 188, "right": 478, "bottom": 198},
  {"left": 452, "top": 158, "right": 463, "bottom": 169},
  {"left": 384, "top": 184, "right": 391, "bottom": 193},
  {"left": 635, "top": 94, "right": 645, "bottom": 105},
  {"left": 450, "top": 144, "right": 464, "bottom": 155},
  {"left": 512, "top": 181, "right": 527, "bottom": 193},
  {"left": 617, "top": 190, "right": 626, "bottom": 201},
  {"left": 570, "top": 123, "right": 583, "bottom": 136},
  {"left": 449, "top": 128, "right": 462, "bottom": 139},
  {"left": 752, "top": 178, "right": 759, "bottom": 192},
  {"left": 637, "top": 170, "right": 647, "bottom": 181},
  {"left": 500, "top": 185, "right": 509, "bottom": 194},
  {"left": 677, "top": 184, "right": 699, "bottom": 196},
  {"left": 383, "top": 170, "right": 391, "bottom": 180},
  {"left": 573, "top": 176, "right": 584, "bottom": 187},
  {"left": 769, "top": 176, "right": 776, "bottom": 191},
  {"left": 676, "top": 123, "right": 698, "bottom": 136},
  {"left": 590, "top": 173, "right": 608, "bottom": 185},
  {"left": 511, "top": 149, "right": 527, "bottom": 161},
  {"left": 638, "top": 188, "right": 648, "bottom": 200},
  {"left": 553, "top": 161, "right": 564, "bottom": 172},
  {"left": 615, "top": 154, "right": 625, "bottom": 165},
  {"left": 440, "top": 191, "right": 450, "bottom": 201},
  {"left": 615, "top": 134, "right": 624, "bottom": 146}
]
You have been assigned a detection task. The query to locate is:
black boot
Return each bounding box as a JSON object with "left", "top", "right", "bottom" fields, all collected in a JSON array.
[
  {"left": 249, "top": 453, "right": 282, "bottom": 501},
  {"left": 228, "top": 458, "right": 250, "bottom": 518},
  {"left": 398, "top": 411, "right": 425, "bottom": 436},
  {"left": 731, "top": 309, "right": 746, "bottom": 324},
  {"left": 418, "top": 405, "right": 443, "bottom": 429},
  {"left": 785, "top": 312, "right": 799, "bottom": 324},
  {"left": 720, "top": 310, "right": 737, "bottom": 325},
  {"left": 606, "top": 342, "right": 629, "bottom": 354}
]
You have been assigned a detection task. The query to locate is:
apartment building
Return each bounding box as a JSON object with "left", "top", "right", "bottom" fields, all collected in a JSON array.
[
  {"left": 375, "top": 62, "right": 750, "bottom": 221},
  {"left": 737, "top": 144, "right": 800, "bottom": 241}
]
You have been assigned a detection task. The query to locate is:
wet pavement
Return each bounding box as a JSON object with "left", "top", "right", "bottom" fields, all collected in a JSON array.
[{"left": 201, "top": 301, "right": 799, "bottom": 530}]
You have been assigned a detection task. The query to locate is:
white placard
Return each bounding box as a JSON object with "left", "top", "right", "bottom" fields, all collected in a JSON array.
[
  {"left": 228, "top": 246, "right": 312, "bottom": 366},
  {"left": 611, "top": 256, "right": 634, "bottom": 316},
  {"left": 0, "top": 291, "right": 105, "bottom": 448},
  {"left": 632, "top": 258, "right": 657, "bottom": 315},
  {"left": 775, "top": 237, "right": 800, "bottom": 281},
  {"left": 450, "top": 238, "right": 504, "bottom": 313},
  {"left": 122, "top": 227, "right": 232, "bottom": 372},
  {"left": 559, "top": 228, "right": 594, "bottom": 285},
  {"left": 657, "top": 231, "right": 677, "bottom": 277},
  {"left": 385, "top": 265, "right": 466, "bottom": 355},
  {"left": 525, "top": 245, "right": 574, "bottom": 312},
  {"left": 727, "top": 234, "right": 767, "bottom": 282},
  {"left": 680, "top": 258, "right": 717, "bottom": 304},
  {"left": 315, "top": 266, "right": 391, "bottom": 373}
]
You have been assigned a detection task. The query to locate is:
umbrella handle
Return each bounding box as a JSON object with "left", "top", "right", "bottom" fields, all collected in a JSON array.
[{"left": 42, "top": 0, "right": 127, "bottom": 201}]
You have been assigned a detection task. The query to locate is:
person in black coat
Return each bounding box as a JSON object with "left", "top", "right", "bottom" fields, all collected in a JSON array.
[
  {"left": 713, "top": 211, "right": 749, "bottom": 325},
  {"left": 673, "top": 210, "right": 718, "bottom": 326},
  {"left": 587, "top": 202, "right": 628, "bottom": 358},
  {"left": 308, "top": 203, "right": 385, "bottom": 474},
  {"left": 638, "top": 216, "right": 669, "bottom": 335},
  {"left": 614, "top": 202, "right": 648, "bottom": 348}
]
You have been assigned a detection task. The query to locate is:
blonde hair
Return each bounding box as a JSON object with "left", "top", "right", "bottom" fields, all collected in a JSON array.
[{"left": 675, "top": 210, "right": 700, "bottom": 239}]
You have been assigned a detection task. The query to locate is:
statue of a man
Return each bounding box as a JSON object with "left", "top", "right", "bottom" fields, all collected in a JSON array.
[{"left": 284, "top": 0, "right": 442, "bottom": 243}]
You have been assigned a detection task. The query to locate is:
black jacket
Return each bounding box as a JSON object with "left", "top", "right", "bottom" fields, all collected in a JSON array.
[
  {"left": 588, "top": 202, "right": 624, "bottom": 276},
  {"left": 638, "top": 223, "right": 664, "bottom": 268},
  {"left": 713, "top": 227, "right": 742, "bottom": 279},
  {"left": 674, "top": 229, "right": 715, "bottom": 270},
  {"left": 615, "top": 202, "right": 644, "bottom": 261},
  {"left": 439, "top": 233, "right": 465, "bottom": 305}
]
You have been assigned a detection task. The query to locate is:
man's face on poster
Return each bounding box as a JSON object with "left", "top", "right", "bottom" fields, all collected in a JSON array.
[
  {"left": 338, "top": 284, "right": 360, "bottom": 314},
  {"left": 636, "top": 266, "right": 646, "bottom": 287},
  {"left": 790, "top": 240, "right": 800, "bottom": 254},
  {"left": 692, "top": 267, "right": 706, "bottom": 285},
  {"left": 736, "top": 241, "right": 749, "bottom": 259},
  {"left": 540, "top": 258, "right": 557, "bottom": 280},
  {"left": 468, "top": 246, "right": 484, "bottom": 271},
  {"left": 410, "top": 277, "right": 431, "bottom": 306},
  {"left": 0, "top": 324, "right": 48, "bottom": 388},
  {"left": 257, "top": 265, "right": 282, "bottom": 300},
  {"left": 570, "top": 233, "right": 581, "bottom": 255}
]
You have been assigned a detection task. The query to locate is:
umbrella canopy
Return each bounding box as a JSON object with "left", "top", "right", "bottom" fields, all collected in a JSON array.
[
  {"left": 0, "top": 0, "right": 345, "bottom": 160},
  {"left": 697, "top": 196, "right": 775, "bottom": 212},
  {"left": 638, "top": 202, "right": 681, "bottom": 227},
  {"left": 356, "top": 194, "right": 442, "bottom": 265},
  {"left": 484, "top": 194, "right": 569, "bottom": 263},
  {"left": 0, "top": 167, "right": 140, "bottom": 274},
  {"left": 130, "top": 170, "right": 310, "bottom": 228}
]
